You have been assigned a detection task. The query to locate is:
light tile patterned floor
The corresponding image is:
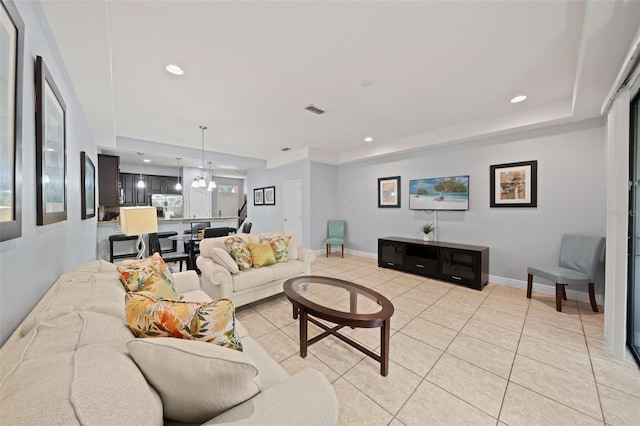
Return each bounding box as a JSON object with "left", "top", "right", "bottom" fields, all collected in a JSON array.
[{"left": 237, "top": 254, "right": 640, "bottom": 426}]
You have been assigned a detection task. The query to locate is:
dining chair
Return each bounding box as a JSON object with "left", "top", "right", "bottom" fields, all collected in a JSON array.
[
  {"left": 526, "top": 234, "right": 605, "bottom": 312},
  {"left": 148, "top": 233, "right": 189, "bottom": 272},
  {"left": 325, "top": 220, "right": 345, "bottom": 258},
  {"left": 242, "top": 221, "right": 252, "bottom": 233}
]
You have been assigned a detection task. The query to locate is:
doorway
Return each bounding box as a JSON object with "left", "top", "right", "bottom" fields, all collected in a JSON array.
[
  {"left": 217, "top": 186, "right": 238, "bottom": 218},
  {"left": 283, "top": 180, "right": 302, "bottom": 243}
]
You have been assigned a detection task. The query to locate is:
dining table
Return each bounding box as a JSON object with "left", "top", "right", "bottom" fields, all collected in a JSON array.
[{"left": 167, "top": 234, "right": 203, "bottom": 271}]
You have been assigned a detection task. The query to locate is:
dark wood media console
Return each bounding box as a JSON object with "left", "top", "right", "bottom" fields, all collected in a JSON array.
[{"left": 378, "top": 237, "right": 489, "bottom": 290}]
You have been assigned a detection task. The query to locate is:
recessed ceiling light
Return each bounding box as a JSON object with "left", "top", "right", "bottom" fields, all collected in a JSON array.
[
  {"left": 510, "top": 95, "right": 527, "bottom": 103},
  {"left": 364, "top": 137, "right": 373, "bottom": 142},
  {"left": 165, "top": 64, "right": 184, "bottom": 75},
  {"left": 143, "top": 159, "right": 151, "bottom": 163}
]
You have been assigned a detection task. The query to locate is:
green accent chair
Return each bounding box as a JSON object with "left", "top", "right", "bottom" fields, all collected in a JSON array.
[
  {"left": 325, "top": 220, "right": 345, "bottom": 258},
  {"left": 526, "top": 234, "right": 605, "bottom": 312}
]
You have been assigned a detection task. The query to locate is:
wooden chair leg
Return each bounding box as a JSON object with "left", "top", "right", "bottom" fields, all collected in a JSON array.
[
  {"left": 588, "top": 283, "right": 599, "bottom": 312},
  {"left": 341, "top": 244, "right": 344, "bottom": 258},
  {"left": 526, "top": 274, "right": 533, "bottom": 299},
  {"left": 326, "top": 244, "right": 329, "bottom": 257},
  {"left": 562, "top": 285, "right": 567, "bottom": 300},
  {"left": 555, "top": 284, "right": 563, "bottom": 312}
]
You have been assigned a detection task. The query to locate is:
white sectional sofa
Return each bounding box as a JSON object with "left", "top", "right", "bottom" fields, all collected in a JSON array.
[
  {"left": 0, "top": 260, "right": 338, "bottom": 425},
  {"left": 197, "top": 233, "right": 316, "bottom": 307}
]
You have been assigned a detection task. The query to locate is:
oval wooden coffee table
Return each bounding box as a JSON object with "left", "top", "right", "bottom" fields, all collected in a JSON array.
[{"left": 283, "top": 275, "right": 394, "bottom": 376}]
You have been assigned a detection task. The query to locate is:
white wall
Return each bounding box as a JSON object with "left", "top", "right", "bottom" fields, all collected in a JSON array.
[
  {"left": 337, "top": 119, "right": 606, "bottom": 295},
  {"left": 0, "top": 1, "right": 98, "bottom": 344}
]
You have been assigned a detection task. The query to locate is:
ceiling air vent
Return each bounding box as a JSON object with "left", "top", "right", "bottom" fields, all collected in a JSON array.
[{"left": 305, "top": 104, "right": 325, "bottom": 115}]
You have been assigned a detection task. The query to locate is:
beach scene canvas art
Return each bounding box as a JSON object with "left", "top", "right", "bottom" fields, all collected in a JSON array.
[{"left": 409, "top": 176, "right": 469, "bottom": 210}]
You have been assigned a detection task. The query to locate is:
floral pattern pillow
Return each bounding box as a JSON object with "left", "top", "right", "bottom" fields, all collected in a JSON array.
[
  {"left": 260, "top": 235, "right": 291, "bottom": 263},
  {"left": 224, "top": 236, "right": 253, "bottom": 271},
  {"left": 125, "top": 292, "right": 242, "bottom": 351},
  {"left": 117, "top": 253, "right": 181, "bottom": 301}
]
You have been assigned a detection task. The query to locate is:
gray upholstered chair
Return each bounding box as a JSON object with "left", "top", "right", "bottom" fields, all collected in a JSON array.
[{"left": 527, "top": 234, "right": 605, "bottom": 312}]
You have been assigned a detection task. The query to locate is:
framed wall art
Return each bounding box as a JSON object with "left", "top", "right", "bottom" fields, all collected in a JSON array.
[
  {"left": 253, "top": 188, "right": 264, "bottom": 205},
  {"left": 378, "top": 176, "right": 401, "bottom": 208},
  {"left": 490, "top": 160, "right": 537, "bottom": 208},
  {"left": 0, "top": 0, "right": 24, "bottom": 241},
  {"left": 264, "top": 186, "right": 275, "bottom": 205},
  {"left": 80, "top": 151, "right": 95, "bottom": 219},
  {"left": 36, "top": 55, "right": 67, "bottom": 225}
]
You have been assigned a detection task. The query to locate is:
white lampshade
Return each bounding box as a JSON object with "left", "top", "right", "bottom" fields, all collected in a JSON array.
[
  {"left": 208, "top": 180, "right": 217, "bottom": 190},
  {"left": 120, "top": 207, "right": 158, "bottom": 236}
]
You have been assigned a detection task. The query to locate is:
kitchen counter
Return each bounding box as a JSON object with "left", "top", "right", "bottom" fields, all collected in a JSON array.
[{"left": 97, "top": 217, "right": 240, "bottom": 262}]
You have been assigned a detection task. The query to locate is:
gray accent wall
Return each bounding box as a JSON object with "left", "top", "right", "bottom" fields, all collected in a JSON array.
[
  {"left": 0, "top": 1, "right": 98, "bottom": 344},
  {"left": 247, "top": 162, "right": 311, "bottom": 246},
  {"left": 337, "top": 119, "right": 607, "bottom": 294}
]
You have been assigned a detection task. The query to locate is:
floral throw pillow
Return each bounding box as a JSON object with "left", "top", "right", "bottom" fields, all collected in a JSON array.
[
  {"left": 224, "top": 236, "right": 253, "bottom": 271},
  {"left": 125, "top": 292, "right": 243, "bottom": 351},
  {"left": 260, "top": 235, "right": 291, "bottom": 263},
  {"left": 118, "top": 253, "right": 181, "bottom": 301}
]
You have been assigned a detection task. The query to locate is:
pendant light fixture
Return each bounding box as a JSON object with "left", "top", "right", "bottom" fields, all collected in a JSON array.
[
  {"left": 137, "top": 153, "right": 145, "bottom": 188},
  {"left": 175, "top": 157, "right": 182, "bottom": 191},
  {"left": 207, "top": 161, "right": 217, "bottom": 191},
  {"left": 192, "top": 125, "right": 208, "bottom": 188}
]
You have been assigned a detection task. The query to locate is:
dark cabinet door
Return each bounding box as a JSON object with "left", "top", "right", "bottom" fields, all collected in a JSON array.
[
  {"left": 120, "top": 174, "right": 137, "bottom": 206},
  {"left": 98, "top": 154, "right": 119, "bottom": 206},
  {"left": 135, "top": 176, "right": 148, "bottom": 205},
  {"left": 147, "top": 175, "right": 163, "bottom": 193},
  {"left": 164, "top": 176, "right": 181, "bottom": 194}
]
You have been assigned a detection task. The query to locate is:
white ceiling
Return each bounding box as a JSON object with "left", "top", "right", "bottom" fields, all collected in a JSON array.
[{"left": 41, "top": 1, "right": 640, "bottom": 169}]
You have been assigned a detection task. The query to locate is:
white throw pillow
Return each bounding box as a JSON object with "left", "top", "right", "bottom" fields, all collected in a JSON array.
[
  {"left": 127, "top": 337, "right": 261, "bottom": 423},
  {"left": 288, "top": 235, "right": 299, "bottom": 260},
  {"left": 210, "top": 247, "right": 240, "bottom": 274}
]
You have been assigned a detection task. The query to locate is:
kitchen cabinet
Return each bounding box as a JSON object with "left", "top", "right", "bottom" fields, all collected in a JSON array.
[
  {"left": 98, "top": 154, "right": 120, "bottom": 206},
  {"left": 120, "top": 173, "right": 148, "bottom": 206}
]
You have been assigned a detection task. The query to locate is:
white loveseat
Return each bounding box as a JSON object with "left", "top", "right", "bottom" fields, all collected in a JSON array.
[
  {"left": 197, "top": 233, "right": 316, "bottom": 307},
  {"left": 0, "top": 260, "right": 338, "bottom": 425}
]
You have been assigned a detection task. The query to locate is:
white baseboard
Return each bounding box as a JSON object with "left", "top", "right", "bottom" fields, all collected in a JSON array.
[
  {"left": 315, "top": 248, "right": 377, "bottom": 260},
  {"left": 488, "top": 274, "right": 604, "bottom": 306}
]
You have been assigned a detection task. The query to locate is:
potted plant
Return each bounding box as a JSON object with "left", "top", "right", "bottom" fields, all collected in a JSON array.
[{"left": 422, "top": 223, "right": 434, "bottom": 241}]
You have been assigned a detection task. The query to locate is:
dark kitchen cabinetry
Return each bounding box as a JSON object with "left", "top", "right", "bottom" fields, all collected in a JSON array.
[
  {"left": 378, "top": 237, "right": 489, "bottom": 290},
  {"left": 120, "top": 173, "right": 148, "bottom": 206},
  {"left": 98, "top": 154, "right": 120, "bottom": 206}
]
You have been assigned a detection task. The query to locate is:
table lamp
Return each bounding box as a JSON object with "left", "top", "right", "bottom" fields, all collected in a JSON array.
[{"left": 119, "top": 206, "right": 158, "bottom": 259}]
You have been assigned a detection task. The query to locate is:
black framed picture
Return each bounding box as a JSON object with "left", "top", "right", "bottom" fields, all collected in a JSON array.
[
  {"left": 490, "top": 160, "right": 538, "bottom": 208},
  {"left": 254, "top": 188, "right": 264, "bottom": 205},
  {"left": 0, "top": 0, "right": 24, "bottom": 241},
  {"left": 264, "top": 186, "right": 275, "bottom": 205},
  {"left": 80, "top": 151, "right": 95, "bottom": 219},
  {"left": 378, "top": 176, "right": 401, "bottom": 208},
  {"left": 36, "top": 55, "right": 67, "bottom": 225}
]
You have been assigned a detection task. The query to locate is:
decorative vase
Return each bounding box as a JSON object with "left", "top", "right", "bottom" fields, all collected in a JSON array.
[{"left": 423, "top": 233, "right": 431, "bottom": 242}]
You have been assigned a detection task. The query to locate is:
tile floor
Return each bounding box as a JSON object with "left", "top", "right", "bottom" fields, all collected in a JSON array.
[{"left": 235, "top": 254, "right": 640, "bottom": 426}]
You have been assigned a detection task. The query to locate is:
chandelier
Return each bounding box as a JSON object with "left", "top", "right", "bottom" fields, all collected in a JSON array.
[{"left": 191, "top": 125, "right": 216, "bottom": 189}]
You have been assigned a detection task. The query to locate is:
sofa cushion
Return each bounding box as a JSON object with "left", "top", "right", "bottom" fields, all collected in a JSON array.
[
  {"left": 270, "top": 260, "right": 306, "bottom": 281},
  {"left": 209, "top": 247, "right": 240, "bottom": 274},
  {"left": 0, "top": 311, "right": 163, "bottom": 426},
  {"left": 225, "top": 236, "right": 253, "bottom": 271},
  {"left": 288, "top": 235, "right": 299, "bottom": 260},
  {"left": 241, "top": 337, "right": 290, "bottom": 390},
  {"left": 247, "top": 242, "right": 277, "bottom": 268},
  {"left": 260, "top": 235, "right": 291, "bottom": 263},
  {"left": 125, "top": 293, "right": 242, "bottom": 351},
  {"left": 117, "top": 253, "right": 181, "bottom": 300},
  {"left": 232, "top": 267, "right": 276, "bottom": 292},
  {"left": 127, "top": 338, "right": 261, "bottom": 423}
]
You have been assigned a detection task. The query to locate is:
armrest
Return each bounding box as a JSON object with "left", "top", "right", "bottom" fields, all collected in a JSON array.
[
  {"left": 196, "top": 256, "right": 233, "bottom": 300},
  {"left": 203, "top": 369, "right": 338, "bottom": 426},
  {"left": 297, "top": 248, "right": 317, "bottom": 275},
  {"left": 172, "top": 270, "right": 201, "bottom": 293}
]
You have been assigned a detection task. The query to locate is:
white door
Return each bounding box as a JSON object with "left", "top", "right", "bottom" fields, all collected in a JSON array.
[
  {"left": 189, "top": 187, "right": 210, "bottom": 218},
  {"left": 283, "top": 180, "right": 303, "bottom": 243},
  {"left": 217, "top": 191, "right": 238, "bottom": 217}
]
